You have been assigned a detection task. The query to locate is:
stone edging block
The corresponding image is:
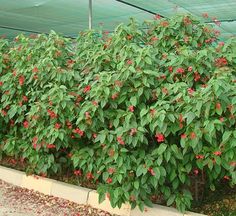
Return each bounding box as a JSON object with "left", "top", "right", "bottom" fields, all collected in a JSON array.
[{"left": 0, "top": 166, "right": 206, "bottom": 216}]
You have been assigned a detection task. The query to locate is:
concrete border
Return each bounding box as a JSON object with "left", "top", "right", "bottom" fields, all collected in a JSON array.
[{"left": 0, "top": 165, "right": 205, "bottom": 216}]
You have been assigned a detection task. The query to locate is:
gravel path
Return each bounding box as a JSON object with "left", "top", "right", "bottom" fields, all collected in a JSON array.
[{"left": 0, "top": 179, "right": 116, "bottom": 216}]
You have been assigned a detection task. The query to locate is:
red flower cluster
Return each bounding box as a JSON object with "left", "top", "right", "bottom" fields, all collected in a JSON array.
[
  {"left": 215, "top": 58, "right": 228, "bottom": 67},
  {"left": 155, "top": 133, "right": 165, "bottom": 143},
  {"left": 74, "top": 169, "right": 82, "bottom": 176},
  {"left": 117, "top": 136, "right": 125, "bottom": 145},
  {"left": 196, "top": 155, "right": 204, "bottom": 159},
  {"left": 47, "top": 109, "right": 57, "bottom": 119},
  {"left": 176, "top": 67, "right": 184, "bottom": 74},
  {"left": 73, "top": 128, "right": 84, "bottom": 136}
]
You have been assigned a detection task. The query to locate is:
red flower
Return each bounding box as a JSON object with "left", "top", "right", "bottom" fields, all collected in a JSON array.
[
  {"left": 117, "top": 136, "right": 125, "bottom": 145},
  {"left": 19, "top": 75, "right": 25, "bottom": 86},
  {"left": 106, "top": 177, "right": 113, "bottom": 184},
  {"left": 129, "top": 105, "right": 134, "bottom": 112},
  {"left": 1, "top": 110, "right": 7, "bottom": 116},
  {"left": 73, "top": 128, "right": 84, "bottom": 136},
  {"left": 223, "top": 176, "right": 230, "bottom": 180},
  {"left": 47, "top": 144, "right": 56, "bottom": 149},
  {"left": 86, "top": 172, "right": 94, "bottom": 180},
  {"left": 162, "top": 87, "right": 168, "bottom": 95},
  {"left": 193, "top": 169, "right": 199, "bottom": 175},
  {"left": 154, "top": 14, "right": 161, "bottom": 20},
  {"left": 181, "top": 134, "right": 187, "bottom": 139},
  {"left": 0, "top": 81, "right": 3, "bottom": 86},
  {"left": 216, "top": 103, "right": 221, "bottom": 110},
  {"left": 215, "top": 58, "right": 227, "bottom": 67},
  {"left": 111, "top": 93, "right": 119, "bottom": 100},
  {"left": 32, "top": 67, "right": 39, "bottom": 73},
  {"left": 160, "top": 21, "right": 169, "bottom": 27},
  {"left": 83, "top": 85, "right": 91, "bottom": 93},
  {"left": 218, "top": 42, "right": 224, "bottom": 47},
  {"left": 54, "top": 123, "right": 61, "bottom": 129},
  {"left": 150, "top": 109, "right": 156, "bottom": 117},
  {"left": 188, "top": 66, "right": 193, "bottom": 72},
  {"left": 47, "top": 109, "right": 57, "bottom": 119},
  {"left": 85, "top": 112, "right": 91, "bottom": 119},
  {"left": 188, "top": 88, "right": 195, "bottom": 95},
  {"left": 22, "top": 95, "right": 28, "bottom": 102},
  {"left": 130, "top": 128, "right": 137, "bottom": 136},
  {"left": 155, "top": 133, "right": 165, "bottom": 143},
  {"left": 183, "top": 17, "right": 192, "bottom": 25},
  {"left": 190, "top": 132, "right": 196, "bottom": 139},
  {"left": 219, "top": 117, "right": 224, "bottom": 122},
  {"left": 176, "top": 68, "right": 184, "bottom": 74},
  {"left": 127, "top": 60, "right": 133, "bottom": 65},
  {"left": 92, "top": 133, "right": 97, "bottom": 139},
  {"left": 148, "top": 168, "right": 155, "bottom": 176},
  {"left": 74, "top": 170, "right": 82, "bottom": 176},
  {"left": 213, "top": 151, "right": 222, "bottom": 156},
  {"left": 151, "top": 37, "right": 158, "bottom": 41},
  {"left": 67, "top": 59, "right": 75, "bottom": 65},
  {"left": 196, "top": 155, "right": 204, "bottom": 159},
  {"left": 179, "top": 114, "right": 184, "bottom": 123},
  {"left": 168, "top": 66, "right": 173, "bottom": 72},
  {"left": 127, "top": 35, "right": 132, "bottom": 40},
  {"left": 66, "top": 120, "right": 72, "bottom": 129},
  {"left": 23, "top": 121, "right": 29, "bottom": 128},
  {"left": 92, "top": 101, "right": 98, "bottom": 106},
  {"left": 194, "top": 72, "right": 201, "bottom": 82},
  {"left": 108, "top": 168, "right": 115, "bottom": 174}
]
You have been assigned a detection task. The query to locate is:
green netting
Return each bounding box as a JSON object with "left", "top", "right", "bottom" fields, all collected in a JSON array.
[
  {"left": 0, "top": 0, "right": 236, "bottom": 39},
  {"left": 121, "top": 0, "right": 236, "bottom": 38},
  {"left": 0, "top": 0, "right": 152, "bottom": 38}
]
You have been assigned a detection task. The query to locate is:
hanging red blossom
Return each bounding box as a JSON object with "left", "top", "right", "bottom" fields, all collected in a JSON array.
[{"left": 181, "top": 134, "right": 187, "bottom": 139}]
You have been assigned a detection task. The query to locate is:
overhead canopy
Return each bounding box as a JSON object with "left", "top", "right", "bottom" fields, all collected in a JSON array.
[{"left": 0, "top": 0, "right": 236, "bottom": 39}]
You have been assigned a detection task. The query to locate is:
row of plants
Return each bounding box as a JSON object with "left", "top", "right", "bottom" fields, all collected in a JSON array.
[{"left": 0, "top": 14, "right": 236, "bottom": 212}]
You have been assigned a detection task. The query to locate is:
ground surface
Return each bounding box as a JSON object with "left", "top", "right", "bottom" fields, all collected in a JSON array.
[{"left": 0, "top": 179, "right": 115, "bottom": 216}]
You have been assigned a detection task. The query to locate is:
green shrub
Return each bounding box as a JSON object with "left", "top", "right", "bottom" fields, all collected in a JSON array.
[{"left": 0, "top": 15, "right": 236, "bottom": 212}]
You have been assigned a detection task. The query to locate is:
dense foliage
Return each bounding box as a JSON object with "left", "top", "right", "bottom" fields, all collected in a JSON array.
[{"left": 0, "top": 15, "right": 236, "bottom": 212}]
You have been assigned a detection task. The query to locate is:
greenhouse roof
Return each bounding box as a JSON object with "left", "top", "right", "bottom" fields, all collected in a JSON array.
[{"left": 0, "top": 0, "right": 236, "bottom": 39}]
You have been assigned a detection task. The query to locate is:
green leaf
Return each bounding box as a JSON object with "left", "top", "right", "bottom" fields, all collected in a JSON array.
[
  {"left": 167, "top": 194, "right": 176, "bottom": 206},
  {"left": 130, "top": 96, "right": 137, "bottom": 106}
]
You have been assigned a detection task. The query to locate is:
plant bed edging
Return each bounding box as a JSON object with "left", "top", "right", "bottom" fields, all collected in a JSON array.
[{"left": 0, "top": 165, "right": 206, "bottom": 216}]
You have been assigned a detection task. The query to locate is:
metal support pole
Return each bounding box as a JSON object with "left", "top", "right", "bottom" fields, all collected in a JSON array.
[{"left": 89, "top": 0, "right": 92, "bottom": 30}]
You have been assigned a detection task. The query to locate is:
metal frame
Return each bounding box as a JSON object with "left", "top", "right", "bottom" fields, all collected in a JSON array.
[{"left": 89, "top": 0, "right": 93, "bottom": 30}]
